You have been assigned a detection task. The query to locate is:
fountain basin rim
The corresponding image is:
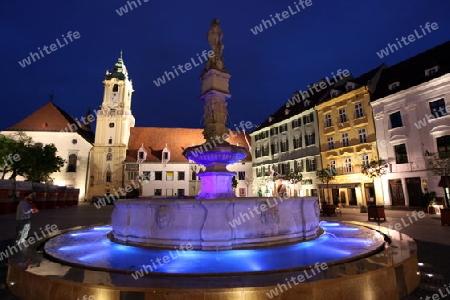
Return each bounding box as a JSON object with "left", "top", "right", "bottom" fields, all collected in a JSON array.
[{"left": 42, "top": 222, "right": 388, "bottom": 277}]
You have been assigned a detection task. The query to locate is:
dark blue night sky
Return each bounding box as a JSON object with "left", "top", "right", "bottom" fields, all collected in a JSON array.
[{"left": 1, "top": 0, "right": 449, "bottom": 131}]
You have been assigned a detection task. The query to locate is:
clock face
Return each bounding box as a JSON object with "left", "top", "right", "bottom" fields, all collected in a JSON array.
[{"left": 110, "top": 92, "right": 119, "bottom": 101}]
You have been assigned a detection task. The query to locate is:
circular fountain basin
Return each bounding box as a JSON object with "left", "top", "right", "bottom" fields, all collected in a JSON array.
[
  {"left": 109, "top": 197, "right": 320, "bottom": 250},
  {"left": 7, "top": 221, "right": 420, "bottom": 299},
  {"left": 44, "top": 221, "right": 385, "bottom": 275}
]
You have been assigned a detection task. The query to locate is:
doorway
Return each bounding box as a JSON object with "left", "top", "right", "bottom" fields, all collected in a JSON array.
[
  {"left": 406, "top": 177, "right": 422, "bottom": 206},
  {"left": 389, "top": 179, "right": 405, "bottom": 206}
]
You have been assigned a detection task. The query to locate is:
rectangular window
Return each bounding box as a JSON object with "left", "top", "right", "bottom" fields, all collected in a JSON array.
[
  {"left": 262, "top": 145, "right": 269, "bottom": 156},
  {"left": 390, "top": 111, "right": 403, "bottom": 128},
  {"left": 106, "top": 172, "right": 112, "bottom": 183},
  {"left": 429, "top": 98, "right": 447, "bottom": 118},
  {"left": 437, "top": 135, "right": 450, "bottom": 158},
  {"left": 342, "top": 132, "right": 350, "bottom": 147},
  {"left": 327, "top": 136, "right": 334, "bottom": 150},
  {"left": 362, "top": 154, "right": 369, "bottom": 167},
  {"left": 178, "top": 171, "right": 185, "bottom": 181},
  {"left": 255, "top": 148, "right": 261, "bottom": 158},
  {"left": 358, "top": 128, "right": 367, "bottom": 143},
  {"left": 271, "top": 142, "right": 279, "bottom": 154},
  {"left": 191, "top": 171, "right": 197, "bottom": 181},
  {"left": 339, "top": 108, "right": 347, "bottom": 123},
  {"left": 166, "top": 171, "right": 174, "bottom": 181},
  {"left": 306, "top": 158, "right": 316, "bottom": 172},
  {"left": 325, "top": 114, "right": 332, "bottom": 127},
  {"left": 127, "top": 171, "right": 138, "bottom": 181},
  {"left": 256, "top": 168, "right": 262, "bottom": 177},
  {"left": 142, "top": 171, "right": 151, "bottom": 181},
  {"left": 155, "top": 171, "right": 162, "bottom": 181},
  {"left": 345, "top": 157, "right": 352, "bottom": 173},
  {"left": 154, "top": 189, "right": 162, "bottom": 196},
  {"left": 238, "top": 171, "right": 245, "bottom": 180},
  {"left": 355, "top": 103, "right": 364, "bottom": 118},
  {"left": 329, "top": 160, "right": 336, "bottom": 169},
  {"left": 293, "top": 136, "right": 301, "bottom": 149},
  {"left": 292, "top": 119, "right": 299, "bottom": 128},
  {"left": 394, "top": 144, "right": 408, "bottom": 164},
  {"left": 177, "top": 189, "right": 185, "bottom": 197},
  {"left": 305, "top": 133, "right": 315, "bottom": 146},
  {"left": 280, "top": 140, "right": 289, "bottom": 152},
  {"left": 303, "top": 113, "right": 313, "bottom": 124}
]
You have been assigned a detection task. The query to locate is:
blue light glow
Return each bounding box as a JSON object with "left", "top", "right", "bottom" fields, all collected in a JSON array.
[{"left": 44, "top": 222, "right": 385, "bottom": 275}]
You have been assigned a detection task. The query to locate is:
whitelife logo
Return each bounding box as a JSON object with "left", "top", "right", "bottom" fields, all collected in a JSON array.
[
  {"left": 18, "top": 31, "right": 81, "bottom": 68},
  {"left": 376, "top": 22, "right": 438, "bottom": 58}
]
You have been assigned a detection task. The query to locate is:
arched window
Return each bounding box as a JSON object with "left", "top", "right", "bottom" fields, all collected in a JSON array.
[
  {"left": 113, "top": 84, "right": 119, "bottom": 92},
  {"left": 67, "top": 154, "right": 77, "bottom": 172},
  {"left": 106, "top": 153, "right": 112, "bottom": 161}
]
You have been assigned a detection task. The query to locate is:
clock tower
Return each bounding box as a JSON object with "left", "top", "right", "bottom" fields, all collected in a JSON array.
[{"left": 87, "top": 52, "right": 135, "bottom": 200}]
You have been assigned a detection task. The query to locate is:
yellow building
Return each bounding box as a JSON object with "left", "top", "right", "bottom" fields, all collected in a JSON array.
[{"left": 315, "top": 65, "right": 386, "bottom": 206}]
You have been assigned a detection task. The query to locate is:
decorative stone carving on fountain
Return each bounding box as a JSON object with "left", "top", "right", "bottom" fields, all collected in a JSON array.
[
  {"left": 109, "top": 19, "right": 321, "bottom": 251},
  {"left": 110, "top": 197, "right": 320, "bottom": 250},
  {"left": 183, "top": 19, "right": 248, "bottom": 199},
  {"left": 205, "top": 18, "right": 227, "bottom": 73},
  {"left": 156, "top": 205, "right": 172, "bottom": 229}
]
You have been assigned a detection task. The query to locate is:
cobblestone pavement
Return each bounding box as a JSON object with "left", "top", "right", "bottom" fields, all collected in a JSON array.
[{"left": 0, "top": 203, "right": 449, "bottom": 299}]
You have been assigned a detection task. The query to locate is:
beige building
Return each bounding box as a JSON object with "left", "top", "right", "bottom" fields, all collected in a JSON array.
[
  {"left": 87, "top": 54, "right": 135, "bottom": 199},
  {"left": 315, "top": 65, "right": 385, "bottom": 206}
]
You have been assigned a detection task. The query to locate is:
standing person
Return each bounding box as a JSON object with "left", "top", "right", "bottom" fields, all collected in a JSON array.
[{"left": 15, "top": 191, "right": 38, "bottom": 245}]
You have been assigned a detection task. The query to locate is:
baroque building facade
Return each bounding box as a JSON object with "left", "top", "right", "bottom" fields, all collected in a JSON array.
[
  {"left": 316, "top": 65, "right": 385, "bottom": 206},
  {"left": 371, "top": 42, "right": 450, "bottom": 206}
]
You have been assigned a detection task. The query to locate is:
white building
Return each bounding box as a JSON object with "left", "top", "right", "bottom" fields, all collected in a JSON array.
[
  {"left": 371, "top": 41, "right": 450, "bottom": 206},
  {"left": 250, "top": 86, "right": 337, "bottom": 198},
  {"left": 123, "top": 127, "right": 253, "bottom": 198},
  {"left": 1, "top": 102, "right": 94, "bottom": 200}
]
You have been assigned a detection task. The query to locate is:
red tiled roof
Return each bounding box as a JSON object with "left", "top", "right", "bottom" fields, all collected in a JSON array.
[
  {"left": 5, "top": 102, "right": 94, "bottom": 143},
  {"left": 126, "top": 127, "right": 252, "bottom": 163}
]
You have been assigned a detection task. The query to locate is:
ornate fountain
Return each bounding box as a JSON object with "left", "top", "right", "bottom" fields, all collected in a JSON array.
[
  {"left": 7, "top": 19, "right": 420, "bottom": 300},
  {"left": 108, "top": 19, "right": 320, "bottom": 250}
]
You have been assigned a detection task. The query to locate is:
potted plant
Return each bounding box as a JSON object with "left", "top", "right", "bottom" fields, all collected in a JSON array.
[
  {"left": 427, "top": 152, "right": 450, "bottom": 226},
  {"left": 362, "top": 160, "right": 388, "bottom": 221},
  {"left": 421, "top": 191, "right": 437, "bottom": 214}
]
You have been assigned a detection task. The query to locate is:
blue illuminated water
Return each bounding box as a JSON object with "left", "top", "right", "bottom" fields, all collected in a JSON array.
[{"left": 44, "top": 222, "right": 384, "bottom": 275}]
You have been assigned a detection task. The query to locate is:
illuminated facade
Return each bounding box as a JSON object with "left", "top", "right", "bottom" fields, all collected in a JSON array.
[
  {"left": 316, "top": 66, "right": 385, "bottom": 205},
  {"left": 371, "top": 42, "right": 450, "bottom": 206}
]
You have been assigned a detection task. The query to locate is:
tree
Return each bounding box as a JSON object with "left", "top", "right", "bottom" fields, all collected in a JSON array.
[
  {"left": 22, "top": 143, "right": 65, "bottom": 182},
  {"left": 428, "top": 152, "right": 450, "bottom": 207},
  {"left": 316, "top": 166, "right": 337, "bottom": 204},
  {"left": 0, "top": 132, "right": 65, "bottom": 182},
  {"left": 362, "top": 159, "right": 388, "bottom": 205}
]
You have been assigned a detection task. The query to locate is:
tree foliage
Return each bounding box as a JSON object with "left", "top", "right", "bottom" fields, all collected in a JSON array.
[
  {"left": 0, "top": 132, "right": 65, "bottom": 182},
  {"left": 428, "top": 152, "right": 450, "bottom": 207},
  {"left": 361, "top": 159, "right": 388, "bottom": 179}
]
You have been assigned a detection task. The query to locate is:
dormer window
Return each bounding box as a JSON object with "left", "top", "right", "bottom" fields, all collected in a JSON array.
[
  {"left": 285, "top": 109, "right": 290, "bottom": 115},
  {"left": 346, "top": 82, "right": 355, "bottom": 91},
  {"left": 425, "top": 66, "right": 439, "bottom": 77},
  {"left": 137, "top": 143, "right": 147, "bottom": 163},
  {"left": 330, "top": 89, "right": 339, "bottom": 97},
  {"left": 162, "top": 144, "right": 170, "bottom": 165},
  {"left": 388, "top": 82, "right": 400, "bottom": 91},
  {"left": 268, "top": 116, "right": 274, "bottom": 123}
]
